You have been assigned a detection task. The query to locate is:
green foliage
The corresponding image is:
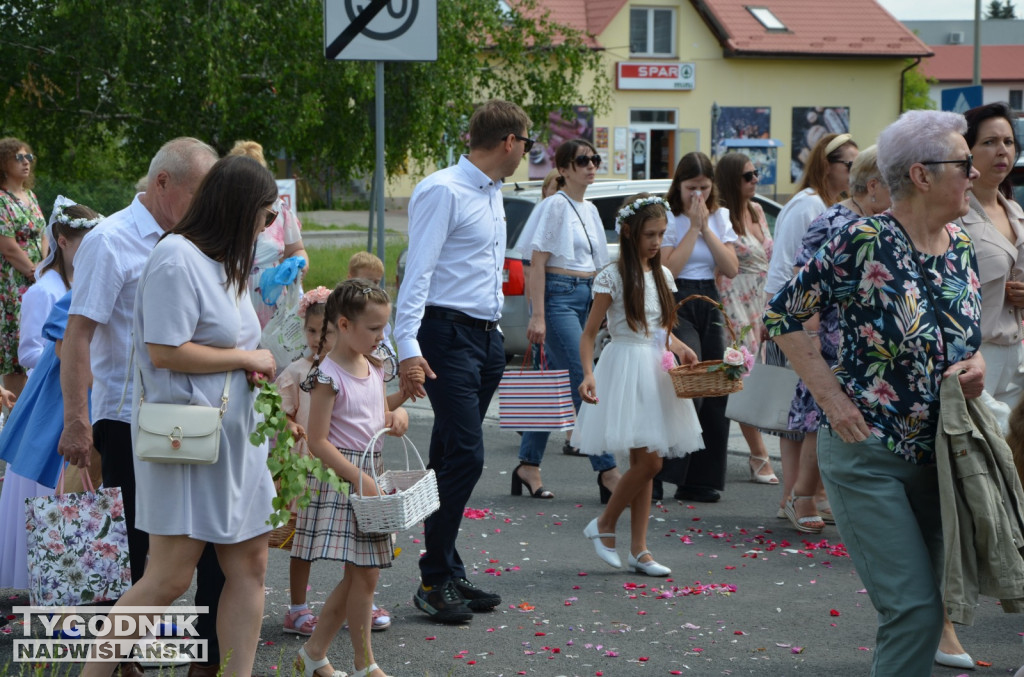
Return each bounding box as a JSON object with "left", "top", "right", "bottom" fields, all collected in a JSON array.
[
  {"left": 304, "top": 239, "right": 407, "bottom": 298},
  {"left": 902, "top": 59, "right": 937, "bottom": 112},
  {"left": 33, "top": 178, "right": 136, "bottom": 217},
  {"left": 2, "top": 0, "right": 608, "bottom": 188},
  {"left": 250, "top": 380, "right": 348, "bottom": 528},
  {"left": 986, "top": 0, "right": 1017, "bottom": 17}
]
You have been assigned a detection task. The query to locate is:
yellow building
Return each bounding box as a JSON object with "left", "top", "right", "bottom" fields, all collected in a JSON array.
[{"left": 388, "top": 0, "right": 930, "bottom": 201}]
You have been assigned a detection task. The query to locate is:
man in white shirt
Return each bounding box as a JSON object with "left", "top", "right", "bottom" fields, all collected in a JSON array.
[
  {"left": 58, "top": 137, "right": 218, "bottom": 677},
  {"left": 396, "top": 99, "right": 531, "bottom": 624}
]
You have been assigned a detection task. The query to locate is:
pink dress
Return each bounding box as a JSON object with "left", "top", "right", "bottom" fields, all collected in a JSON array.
[
  {"left": 717, "top": 205, "right": 773, "bottom": 353},
  {"left": 248, "top": 202, "right": 303, "bottom": 328}
]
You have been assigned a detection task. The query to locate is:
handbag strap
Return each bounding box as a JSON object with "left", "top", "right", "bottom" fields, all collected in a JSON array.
[
  {"left": 518, "top": 344, "right": 550, "bottom": 373},
  {"left": 56, "top": 462, "right": 94, "bottom": 496},
  {"left": 558, "top": 191, "right": 595, "bottom": 260}
]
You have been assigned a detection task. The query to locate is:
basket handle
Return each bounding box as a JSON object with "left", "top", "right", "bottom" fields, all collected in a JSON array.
[
  {"left": 356, "top": 428, "right": 428, "bottom": 497},
  {"left": 674, "top": 293, "right": 736, "bottom": 345}
]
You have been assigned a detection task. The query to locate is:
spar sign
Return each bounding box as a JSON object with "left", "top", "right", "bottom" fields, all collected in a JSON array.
[{"left": 617, "top": 62, "right": 695, "bottom": 91}]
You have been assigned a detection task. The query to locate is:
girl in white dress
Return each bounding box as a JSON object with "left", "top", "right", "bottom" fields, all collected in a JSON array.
[{"left": 577, "top": 194, "right": 703, "bottom": 576}]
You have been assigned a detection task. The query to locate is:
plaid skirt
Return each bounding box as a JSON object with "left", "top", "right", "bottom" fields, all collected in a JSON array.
[{"left": 291, "top": 447, "right": 393, "bottom": 568}]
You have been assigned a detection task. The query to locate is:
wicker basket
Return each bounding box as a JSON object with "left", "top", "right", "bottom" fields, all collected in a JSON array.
[
  {"left": 349, "top": 429, "right": 440, "bottom": 534},
  {"left": 668, "top": 294, "right": 745, "bottom": 399},
  {"left": 267, "top": 513, "right": 297, "bottom": 550}
]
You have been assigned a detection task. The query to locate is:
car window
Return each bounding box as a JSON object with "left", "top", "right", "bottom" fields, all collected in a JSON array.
[
  {"left": 503, "top": 197, "right": 535, "bottom": 249},
  {"left": 589, "top": 196, "right": 629, "bottom": 243}
]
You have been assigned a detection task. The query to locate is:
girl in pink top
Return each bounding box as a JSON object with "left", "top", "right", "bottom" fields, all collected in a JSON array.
[{"left": 295, "top": 279, "right": 420, "bottom": 677}]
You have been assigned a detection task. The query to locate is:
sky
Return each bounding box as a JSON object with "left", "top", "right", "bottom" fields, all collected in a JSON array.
[{"left": 876, "top": 0, "right": 983, "bottom": 19}]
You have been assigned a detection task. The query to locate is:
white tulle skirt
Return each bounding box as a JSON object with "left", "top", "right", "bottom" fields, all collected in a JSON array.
[
  {"left": 0, "top": 469, "right": 51, "bottom": 589},
  {"left": 575, "top": 338, "right": 703, "bottom": 459}
]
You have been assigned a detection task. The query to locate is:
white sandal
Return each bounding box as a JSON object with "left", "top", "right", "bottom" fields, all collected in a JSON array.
[
  {"left": 296, "top": 646, "right": 348, "bottom": 677},
  {"left": 351, "top": 663, "right": 380, "bottom": 677}
]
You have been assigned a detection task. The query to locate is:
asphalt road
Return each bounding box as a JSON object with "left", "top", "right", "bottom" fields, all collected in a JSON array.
[{"left": 3, "top": 395, "right": 1024, "bottom": 676}]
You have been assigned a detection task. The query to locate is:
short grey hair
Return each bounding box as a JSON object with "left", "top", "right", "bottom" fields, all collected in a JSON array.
[
  {"left": 849, "top": 145, "right": 881, "bottom": 196},
  {"left": 877, "top": 110, "right": 967, "bottom": 201},
  {"left": 147, "top": 137, "right": 218, "bottom": 185}
]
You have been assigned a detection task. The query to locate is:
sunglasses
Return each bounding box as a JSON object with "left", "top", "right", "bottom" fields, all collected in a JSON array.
[
  {"left": 513, "top": 134, "right": 535, "bottom": 153},
  {"left": 742, "top": 169, "right": 760, "bottom": 182},
  {"left": 830, "top": 160, "right": 854, "bottom": 171},
  {"left": 263, "top": 206, "right": 279, "bottom": 228},
  {"left": 919, "top": 154, "right": 973, "bottom": 178},
  {"left": 14, "top": 153, "right": 35, "bottom": 163},
  {"left": 574, "top": 154, "right": 602, "bottom": 168}
]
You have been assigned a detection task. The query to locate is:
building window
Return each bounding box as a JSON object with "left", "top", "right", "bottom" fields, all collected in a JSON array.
[
  {"left": 631, "top": 110, "right": 677, "bottom": 125},
  {"left": 747, "top": 7, "right": 788, "bottom": 31},
  {"left": 1011, "top": 89, "right": 1023, "bottom": 111},
  {"left": 630, "top": 7, "right": 676, "bottom": 57}
]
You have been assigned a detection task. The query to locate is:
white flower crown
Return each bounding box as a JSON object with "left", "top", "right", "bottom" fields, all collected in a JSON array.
[
  {"left": 48, "top": 195, "right": 103, "bottom": 230},
  {"left": 615, "top": 196, "right": 669, "bottom": 232}
]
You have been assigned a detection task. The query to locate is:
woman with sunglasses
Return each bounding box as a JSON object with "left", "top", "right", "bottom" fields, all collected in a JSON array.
[
  {"left": 714, "top": 153, "right": 778, "bottom": 485},
  {"left": 0, "top": 138, "right": 47, "bottom": 397},
  {"left": 515, "top": 138, "right": 620, "bottom": 502},
  {"left": 960, "top": 102, "right": 1024, "bottom": 410},
  {"left": 763, "top": 132, "right": 858, "bottom": 530},
  {"left": 655, "top": 151, "right": 739, "bottom": 503}
]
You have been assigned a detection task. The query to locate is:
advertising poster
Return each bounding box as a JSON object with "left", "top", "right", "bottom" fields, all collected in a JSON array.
[
  {"left": 528, "top": 107, "right": 594, "bottom": 179},
  {"left": 790, "top": 107, "right": 850, "bottom": 183},
  {"left": 595, "top": 126, "right": 609, "bottom": 149},
  {"left": 712, "top": 107, "right": 771, "bottom": 158}
]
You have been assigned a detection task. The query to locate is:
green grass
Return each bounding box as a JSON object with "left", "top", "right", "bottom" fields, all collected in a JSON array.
[
  {"left": 305, "top": 240, "right": 407, "bottom": 299},
  {"left": 302, "top": 221, "right": 403, "bottom": 234}
]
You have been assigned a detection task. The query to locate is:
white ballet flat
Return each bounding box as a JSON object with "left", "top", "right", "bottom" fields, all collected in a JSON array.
[
  {"left": 583, "top": 518, "right": 621, "bottom": 568},
  {"left": 934, "top": 650, "right": 974, "bottom": 669},
  {"left": 628, "top": 550, "right": 671, "bottom": 577},
  {"left": 351, "top": 663, "right": 380, "bottom": 677}
]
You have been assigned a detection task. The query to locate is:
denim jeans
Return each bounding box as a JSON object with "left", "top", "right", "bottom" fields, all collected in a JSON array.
[{"left": 519, "top": 273, "right": 616, "bottom": 472}]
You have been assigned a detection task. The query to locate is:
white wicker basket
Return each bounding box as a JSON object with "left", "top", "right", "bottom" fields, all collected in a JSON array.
[{"left": 349, "top": 429, "right": 440, "bottom": 534}]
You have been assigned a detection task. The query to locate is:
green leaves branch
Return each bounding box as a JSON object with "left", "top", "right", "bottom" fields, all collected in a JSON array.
[{"left": 250, "top": 380, "right": 348, "bottom": 529}]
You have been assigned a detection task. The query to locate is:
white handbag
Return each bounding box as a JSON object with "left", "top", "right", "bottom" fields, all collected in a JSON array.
[
  {"left": 724, "top": 352, "right": 799, "bottom": 433},
  {"left": 134, "top": 371, "right": 230, "bottom": 465}
]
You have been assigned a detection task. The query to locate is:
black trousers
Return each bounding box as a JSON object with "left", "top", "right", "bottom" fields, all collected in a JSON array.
[
  {"left": 656, "top": 280, "right": 732, "bottom": 491},
  {"left": 416, "top": 316, "right": 505, "bottom": 586},
  {"left": 94, "top": 419, "right": 222, "bottom": 664}
]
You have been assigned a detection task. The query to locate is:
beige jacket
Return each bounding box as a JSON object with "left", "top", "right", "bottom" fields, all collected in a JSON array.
[{"left": 937, "top": 374, "right": 1024, "bottom": 624}]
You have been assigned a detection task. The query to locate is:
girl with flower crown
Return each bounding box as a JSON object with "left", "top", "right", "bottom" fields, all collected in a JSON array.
[{"left": 576, "top": 193, "right": 703, "bottom": 577}]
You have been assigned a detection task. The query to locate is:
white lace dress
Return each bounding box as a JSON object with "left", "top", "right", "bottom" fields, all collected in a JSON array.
[{"left": 574, "top": 265, "right": 703, "bottom": 459}]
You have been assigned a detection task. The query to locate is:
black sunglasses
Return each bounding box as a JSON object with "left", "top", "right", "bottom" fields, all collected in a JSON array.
[
  {"left": 512, "top": 134, "right": 535, "bottom": 153},
  {"left": 15, "top": 153, "right": 35, "bottom": 163},
  {"left": 919, "top": 154, "right": 973, "bottom": 178},
  {"left": 263, "top": 206, "right": 279, "bottom": 228},
  {"left": 574, "top": 154, "right": 601, "bottom": 168},
  {"left": 830, "top": 160, "right": 853, "bottom": 171},
  {"left": 742, "top": 169, "right": 760, "bottom": 182}
]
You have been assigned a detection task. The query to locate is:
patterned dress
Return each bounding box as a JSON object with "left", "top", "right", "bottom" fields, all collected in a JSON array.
[
  {"left": 0, "top": 189, "right": 45, "bottom": 373},
  {"left": 717, "top": 207, "right": 773, "bottom": 354}
]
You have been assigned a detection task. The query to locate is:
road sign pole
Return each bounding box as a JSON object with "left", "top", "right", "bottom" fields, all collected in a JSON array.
[{"left": 375, "top": 61, "right": 386, "bottom": 267}]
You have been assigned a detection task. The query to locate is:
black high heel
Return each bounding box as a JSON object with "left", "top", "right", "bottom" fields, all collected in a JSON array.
[
  {"left": 511, "top": 462, "right": 554, "bottom": 499},
  {"left": 597, "top": 470, "right": 613, "bottom": 505}
]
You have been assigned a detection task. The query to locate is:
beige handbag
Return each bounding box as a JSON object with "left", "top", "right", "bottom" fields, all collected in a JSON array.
[{"left": 134, "top": 370, "right": 230, "bottom": 465}]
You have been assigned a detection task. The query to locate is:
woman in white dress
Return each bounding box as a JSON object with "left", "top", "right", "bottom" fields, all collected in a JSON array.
[{"left": 80, "top": 156, "right": 279, "bottom": 677}]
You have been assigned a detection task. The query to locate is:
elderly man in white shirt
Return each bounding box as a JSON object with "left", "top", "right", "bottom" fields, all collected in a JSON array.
[
  {"left": 395, "top": 99, "right": 531, "bottom": 624},
  {"left": 58, "top": 137, "right": 219, "bottom": 677}
]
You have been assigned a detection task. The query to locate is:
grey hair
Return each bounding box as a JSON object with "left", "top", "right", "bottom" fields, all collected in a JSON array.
[
  {"left": 849, "top": 145, "right": 881, "bottom": 196},
  {"left": 877, "top": 110, "right": 967, "bottom": 201},
  {"left": 147, "top": 137, "right": 218, "bottom": 185}
]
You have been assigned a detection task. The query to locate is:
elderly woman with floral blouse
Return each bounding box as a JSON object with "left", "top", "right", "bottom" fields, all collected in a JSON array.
[{"left": 764, "top": 110, "right": 985, "bottom": 677}]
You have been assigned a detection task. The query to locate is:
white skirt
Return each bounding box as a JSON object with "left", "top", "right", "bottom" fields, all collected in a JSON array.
[
  {"left": 575, "top": 338, "right": 703, "bottom": 459},
  {"left": 0, "top": 469, "right": 52, "bottom": 589}
]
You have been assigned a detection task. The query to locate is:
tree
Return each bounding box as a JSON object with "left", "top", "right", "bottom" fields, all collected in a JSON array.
[
  {"left": 902, "top": 59, "right": 937, "bottom": 112},
  {"left": 985, "top": 0, "right": 1017, "bottom": 18},
  {"left": 1, "top": 0, "right": 609, "bottom": 188}
]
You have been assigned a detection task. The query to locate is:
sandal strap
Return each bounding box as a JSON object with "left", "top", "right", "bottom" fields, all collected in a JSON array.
[
  {"left": 351, "top": 664, "right": 379, "bottom": 677},
  {"left": 632, "top": 550, "right": 652, "bottom": 560},
  {"left": 588, "top": 532, "right": 616, "bottom": 540}
]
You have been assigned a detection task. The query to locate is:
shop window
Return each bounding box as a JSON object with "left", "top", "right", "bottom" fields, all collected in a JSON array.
[{"left": 630, "top": 7, "right": 676, "bottom": 57}]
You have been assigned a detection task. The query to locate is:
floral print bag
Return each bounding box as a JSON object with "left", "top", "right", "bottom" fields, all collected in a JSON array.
[{"left": 25, "top": 464, "right": 132, "bottom": 606}]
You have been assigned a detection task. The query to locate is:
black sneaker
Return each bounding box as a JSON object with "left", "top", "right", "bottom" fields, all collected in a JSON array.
[
  {"left": 413, "top": 581, "right": 473, "bottom": 623},
  {"left": 451, "top": 577, "right": 501, "bottom": 611}
]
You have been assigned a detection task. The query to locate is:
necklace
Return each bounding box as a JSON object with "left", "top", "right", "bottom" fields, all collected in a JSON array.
[{"left": 850, "top": 197, "right": 867, "bottom": 217}]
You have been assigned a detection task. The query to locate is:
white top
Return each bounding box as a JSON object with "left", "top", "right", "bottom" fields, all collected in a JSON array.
[
  {"left": 70, "top": 194, "right": 163, "bottom": 423},
  {"left": 594, "top": 264, "right": 677, "bottom": 345},
  {"left": 764, "top": 188, "right": 827, "bottom": 295},
  {"left": 516, "top": 192, "right": 609, "bottom": 272},
  {"left": 131, "top": 234, "right": 274, "bottom": 543},
  {"left": 395, "top": 155, "right": 506, "bottom": 359},
  {"left": 664, "top": 209, "right": 738, "bottom": 280},
  {"left": 18, "top": 268, "right": 67, "bottom": 370}
]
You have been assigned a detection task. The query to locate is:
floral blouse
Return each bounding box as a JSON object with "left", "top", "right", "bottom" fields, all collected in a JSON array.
[{"left": 764, "top": 214, "right": 982, "bottom": 464}]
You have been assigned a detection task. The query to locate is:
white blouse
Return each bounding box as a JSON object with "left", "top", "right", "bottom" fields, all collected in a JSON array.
[
  {"left": 664, "top": 209, "right": 737, "bottom": 280},
  {"left": 516, "top": 192, "right": 609, "bottom": 272},
  {"left": 19, "top": 268, "right": 67, "bottom": 370}
]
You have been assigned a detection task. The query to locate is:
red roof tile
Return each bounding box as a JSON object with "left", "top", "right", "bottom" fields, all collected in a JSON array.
[
  {"left": 920, "top": 45, "right": 1024, "bottom": 82},
  {"left": 689, "top": 0, "right": 931, "bottom": 58}
]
